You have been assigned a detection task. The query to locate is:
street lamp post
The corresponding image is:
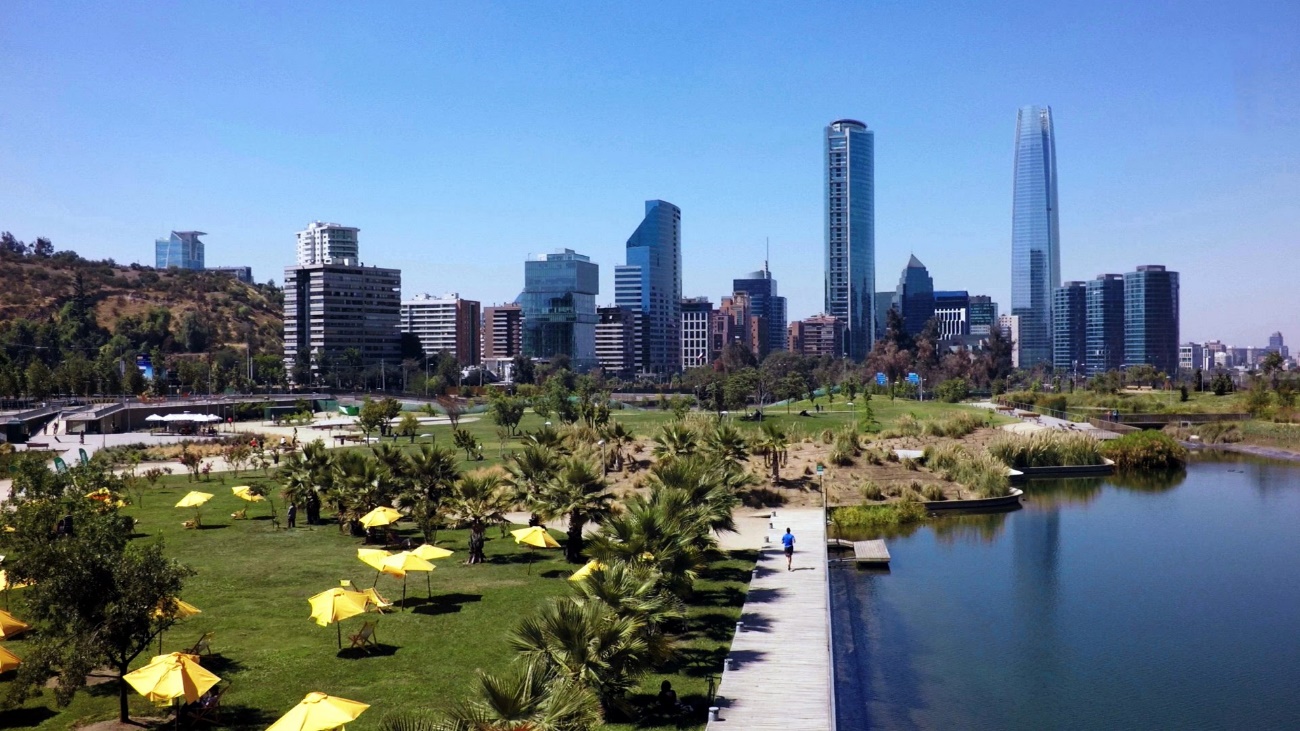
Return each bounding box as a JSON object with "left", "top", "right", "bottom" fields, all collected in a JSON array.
[{"left": 597, "top": 439, "right": 607, "bottom": 476}]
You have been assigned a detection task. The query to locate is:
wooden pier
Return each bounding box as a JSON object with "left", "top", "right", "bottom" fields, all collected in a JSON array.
[
  {"left": 852, "top": 539, "right": 890, "bottom": 565},
  {"left": 708, "top": 510, "right": 833, "bottom": 730}
]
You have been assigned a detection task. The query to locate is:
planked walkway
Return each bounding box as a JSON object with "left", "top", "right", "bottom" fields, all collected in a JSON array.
[
  {"left": 708, "top": 510, "right": 832, "bottom": 730},
  {"left": 853, "top": 539, "right": 890, "bottom": 565}
]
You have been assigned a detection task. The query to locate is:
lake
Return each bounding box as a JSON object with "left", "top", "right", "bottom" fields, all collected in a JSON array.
[{"left": 830, "top": 455, "right": 1300, "bottom": 730}]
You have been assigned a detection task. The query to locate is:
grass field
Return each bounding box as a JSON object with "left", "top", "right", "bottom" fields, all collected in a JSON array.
[{"left": 1, "top": 397, "right": 982, "bottom": 729}]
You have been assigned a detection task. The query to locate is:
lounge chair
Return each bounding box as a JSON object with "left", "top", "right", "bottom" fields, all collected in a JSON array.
[
  {"left": 363, "top": 588, "right": 395, "bottom": 613},
  {"left": 185, "top": 631, "right": 214, "bottom": 656},
  {"left": 348, "top": 620, "right": 378, "bottom": 653},
  {"left": 182, "top": 519, "right": 199, "bottom": 530},
  {"left": 230, "top": 508, "right": 247, "bottom": 520},
  {"left": 182, "top": 682, "right": 229, "bottom": 726}
]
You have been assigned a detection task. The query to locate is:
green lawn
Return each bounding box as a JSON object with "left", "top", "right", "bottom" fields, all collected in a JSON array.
[{"left": 0, "top": 471, "right": 754, "bottom": 730}]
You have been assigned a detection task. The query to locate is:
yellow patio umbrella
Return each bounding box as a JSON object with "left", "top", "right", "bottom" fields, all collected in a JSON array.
[
  {"left": 175, "top": 491, "right": 214, "bottom": 525},
  {"left": 308, "top": 587, "right": 371, "bottom": 648},
  {"left": 0, "top": 644, "right": 20, "bottom": 674},
  {"left": 359, "top": 506, "right": 401, "bottom": 529},
  {"left": 0, "top": 570, "right": 33, "bottom": 611},
  {"left": 357, "top": 548, "right": 404, "bottom": 587},
  {"left": 0, "top": 608, "right": 31, "bottom": 639},
  {"left": 511, "top": 526, "right": 560, "bottom": 574},
  {"left": 152, "top": 598, "right": 202, "bottom": 654},
  {"left": 411, "top": 544, "right": 453, "bottom": 561},
  {"left": 123, "top": 652, "right": 221, "bottom": 705},
  {"left": 568, "top": 559, "right": 606, "bottom": 582},
  {"left": 381, "top": 551, "right": 435, "bottom": 607},
  {"left": 231, "top": 486, "right": 264, "bottom": 502},
  {"left": 267, "top": 691, "right": 369, "bottom": 731}
]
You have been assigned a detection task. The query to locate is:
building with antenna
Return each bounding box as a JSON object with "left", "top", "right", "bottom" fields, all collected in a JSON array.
[{"left": 732, "top": 254, "right": 787, "bottom": 357}]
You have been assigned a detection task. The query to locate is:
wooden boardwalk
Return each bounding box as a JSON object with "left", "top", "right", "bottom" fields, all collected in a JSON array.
[
  {"left": 853, "top": 539, "right": 890, "bottom": 565},
  {"left": 708, "top": 510, "right": 832, "bottom": 730}
]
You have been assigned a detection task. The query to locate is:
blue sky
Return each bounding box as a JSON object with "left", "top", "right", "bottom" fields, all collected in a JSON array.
[{"left": 2, "top": 1, "right": 1297, "bottom": 345}]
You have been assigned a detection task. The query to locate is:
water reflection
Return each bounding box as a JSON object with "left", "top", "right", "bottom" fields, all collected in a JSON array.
[
  {"left": 1012, "top": 504, "right": 1062, "bottom": 686},
  {"left": 1020, "top": 477, "right": 1104, "bottom": 509},
  {"left": 1108, "top": 468, "right": 1186, "bottom": 492},
  {"left": 931, "top": 512, "right": 1009, "bottom": 545}
]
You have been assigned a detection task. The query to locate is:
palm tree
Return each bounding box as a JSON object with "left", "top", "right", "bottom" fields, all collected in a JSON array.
[
  {"left": 402, "top": 444, "right": 462, "bottom": 544},
  {"left": 523, "top": 424, "right": 572, "bottom": 455},
  {"left": 372, "top": 442, "right": 410, "bottom": 482},
  {"left": 381, "top": 665, "right": 601, "bottom": 731},
  {"left": 569, "top": 561, "right": 683, "bottom": 666},
  {"left": 504, "top": 443, "right": 562, "bottom": 526},
  {"left": 533, "top": 456, "right": 614, "bottom": 563},
  {"left": 753, "top": 422, "right": 788, "bottom": 486},
  {"left": 644, "top": 458, "right": 744, "bottom": 538},
  {"left": 702, "top": 423, "right": 748, "bottom": 474},
  {"left": 650, "top": 424, "right": 697, "bottom": 463},
  {"left": 586, "top": 488, "right": 709, "bottom": 598},
  {"left": 508, "top": 597, "right": 651, "bottom": 712},
  {"left": 598, "top": 421, "right": 636, "bottom": 472},
  {"left": 330, "top": 451, "right": 388, "bottom": 533},
  {"left": 450, "top": 470, "right": 510, "bottom": 564}
]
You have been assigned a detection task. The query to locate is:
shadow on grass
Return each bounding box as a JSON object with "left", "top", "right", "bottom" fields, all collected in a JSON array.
[
  {"left": 689, "top": 586, "right": 747, "bottom": 608},
  {"left": 539, "top": 569, "right": 570, "bottom": 579},
  {"left": 0, "top": 707, "right": 58, "bottom": 727},
  {"left": 411, "top": 592, "right": 483, "bottom": 616},
  {"left": 196, "top": 654, "right": 247, "bottom": 675},
  {"left": 612, "top": 692, "right": 708, "bottom": 729},
  {"left": 335, "top": 643, "right": 399, "bottom": 659},
  {"left": 684, "top": 611, "right": 747, "bottom": 642},
  {"left": 212, "top": 702, "right": 279, "bottom": 730},
  {"left": 196, "top": 524, "right": 229, "bottom": 531},
  {"left": 656, "top": 646, "right": 726, "bottom": 677}
]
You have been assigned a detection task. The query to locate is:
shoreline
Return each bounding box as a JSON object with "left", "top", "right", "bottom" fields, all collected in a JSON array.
[{"left": 1188, "top": 442, "right": 1300, "bottom": 463}]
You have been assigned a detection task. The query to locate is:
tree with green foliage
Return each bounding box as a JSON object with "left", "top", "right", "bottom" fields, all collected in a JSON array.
[
  {"left": 533, "top": 456, "right": 614, "bottom": 563},
  {"left": 934, "top": 377, "right": 970, "bottom": 403},
  {"left": 490, "top": 394, "right": 526, "bottom": 436},
  {"left": 450, "top": 470, "right": 511, "bottom": 564},
  {"left": 357, "top": 398, "right": 388, "bottom": 440},
  {"left": 398, "top": 411, "right": 421, "bottom": 443},
  {"left": 453, "top": 428, "right": 482, "bottom": 461}
]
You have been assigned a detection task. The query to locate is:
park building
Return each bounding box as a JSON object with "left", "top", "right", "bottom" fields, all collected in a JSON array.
[{"left": 400, "top": 293, "right": 481, "bottom": 367}]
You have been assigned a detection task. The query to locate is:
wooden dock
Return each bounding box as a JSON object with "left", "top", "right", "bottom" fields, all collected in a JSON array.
[
  {"left": 853, "top": 539, "right": 890, "bottom": 565},
  {"left": 708, "top": 510, "right": 832, "bottom": 730}
]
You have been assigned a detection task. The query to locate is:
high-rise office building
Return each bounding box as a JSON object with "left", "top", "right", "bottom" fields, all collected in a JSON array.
[
  {"left": 968, "top": 296, "right": 999, "bottom": 337},
  {"left": 1011, "top": 105, "right": 1061, "bottom": 368},
  {"left": 614, "top": 200, "right": 682, "bottom": 376},
  {"left": 999, "top": 314, "right": 1022, "bottom": 369},
  {"left": 717, "top": 293, "right": 767, "bottom": 360},
  {"left": 284, "top": 265, "right": 401, "bottom": 382},
  {"left": 1179, "top": 343, "right": 1204, "bottom": 373},
  {"left": 825, "top": 119, "right": 875, "bottom": 359},
  {"left": 1052, "top": 282, "right": 1087, "bottom": 373},
  {"left": 400, "top": 293, "right": 481, "bottom": 366},
  {"left": 208, "top": 265, "right": 253, "bottom": 283},
  {"left": 873, "top": 291, "right": 895, "bottom": 338},
  {"left": 934, "top": 291, "right": 971, "bottom": 340},
  {"left": 155, "top": 231, "right": 205, "bottom": 270},
  {"left": 1124, "top": 265, "right": 1180, "bottom": 375},
  {"left": 732, "top": 264, "right": 787, "bottom": 357},
  {"left": 895, "top": 255, "right": 935, "bottom": 336},
  {"left": 519, "top": 249, "right": 599, "bottom": 366},
  {"left": 1266, "top": 332, "right": 1289, "bottom": 360},
  {"left": 1085, "top": 274, "right": 1125, "bottom": 375},
  {"left": 296, "top": 222, "right": 360, "bottom": 266},
  {"left": 595, "top": 306, "right": 640, "bottom": 379},
  {"left": 482, "top": 304, "right": 524, "bottom": 362},
  {"left": 788, "top": 314, "right": 845, "bottom": 358},
  {"left": 680, "top": 297, "right": 714, "bottom": 371}
]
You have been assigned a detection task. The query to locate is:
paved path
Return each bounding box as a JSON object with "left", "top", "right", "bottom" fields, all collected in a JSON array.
[{"left": 709, "top": 508, "right": 832, "bottom": 730}]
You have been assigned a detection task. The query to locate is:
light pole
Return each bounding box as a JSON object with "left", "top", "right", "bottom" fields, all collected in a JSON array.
[{"left": 597, "top": 439, "right": 607, "bottom": 476}]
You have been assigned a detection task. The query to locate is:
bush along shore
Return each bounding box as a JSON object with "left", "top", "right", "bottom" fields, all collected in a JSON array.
[
  {"left": 1099, "top": 430, "right": 1188, "bottom": 471},
  {"left": 987, "top": 431, "right": 1105, "bottom": 469}
]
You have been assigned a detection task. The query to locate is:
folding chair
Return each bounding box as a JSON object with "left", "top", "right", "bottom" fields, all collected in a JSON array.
[
  {"left": 348, "top": 620, "right": 378, "bottom": 653},
  {"left": 185, "top": 631, "right": 214, "bottom": 656},
  {"left": 182, "top": 682, "right": 229, "bottom": 726}
]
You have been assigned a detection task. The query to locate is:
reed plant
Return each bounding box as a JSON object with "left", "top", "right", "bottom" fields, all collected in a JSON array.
[
  {"left": 1099, "top": 431, "right": 1188, "bottom": 471},
  {"left": 920, "top": 411, "right": 985, "bottom": 438},
  {"left": 922, "top": 443, "right": 1010, "bottom": 497},
  {"left": 831, "top": 501, "right": 927, "bottom": 529},
  {"left": 987, "top": 431, "right": 1104, "bottom": 469}
]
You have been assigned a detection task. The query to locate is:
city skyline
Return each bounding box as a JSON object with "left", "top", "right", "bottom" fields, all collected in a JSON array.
[{"left": 1, "top": 3, "right": 1297, "bottom": 345}]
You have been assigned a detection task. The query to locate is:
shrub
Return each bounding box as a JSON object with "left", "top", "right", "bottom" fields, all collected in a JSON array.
[
  {"left": 1099, "top": 431, "right": 1188, "bottom": 471},
  {"left": 921, "top": 484, "right": 947, "bottom": 501},
  {"left": 922, "top": 443, "right": 1010, "bottom": 497},
  {"left": 829, "top": 447, "right": 855, "bottom": 466},
  {"left": 902, "top": 458, "right": 919, "bottom": 471},
  {"left": 831, "top": 502, "right": 927, "bottom": 529},
  {"left": 934, "top": 378, "right": 970, "bottom": 403},
  {"left": 860, "top": 482, "right": 885, "bottom": 501},
  {"left": 987, "top": 431, "right": 1104, "bottom": 468},
  {"left": 821, "top": 429, "right": 835, "bottom": 444},
  {"left": 921, "top": 411, "right": 984, "bottom": 438}
]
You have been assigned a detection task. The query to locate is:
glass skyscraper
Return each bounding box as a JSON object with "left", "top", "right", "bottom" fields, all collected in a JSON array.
[
  {"left": 824, "top": 119, "right": 874, "bottom": 359},
  {"left": 1052, "top": 281, "right": 1087, "bottom": 373},
  {"left": 894, "top": 255, "right": 935, "bottom": 337},
  {"left": 614, "top": 200, "right": 681, "bottom": 375},
  {"left": 519, "top": 249, "right": 599, "bottom": 367},
  {"left": 733, "top": 264, "right": 787, "bottom": 356},
  {"left": 1086, "top": 274, "right": 1125, "bottom": 375},
  {"left": 1124, "top": 265, "right": 1180, "bottom": 375},
  {"left": 155, "top": 231, "right": 205, "bottom": 270},
  {"left": 1011, "top": 105, "right": 1060, "bottom": 368}
]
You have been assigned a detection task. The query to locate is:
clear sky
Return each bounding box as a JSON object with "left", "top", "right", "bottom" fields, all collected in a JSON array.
[{"left": 2, "top": 1, "right": 1297, "bottom": 345}]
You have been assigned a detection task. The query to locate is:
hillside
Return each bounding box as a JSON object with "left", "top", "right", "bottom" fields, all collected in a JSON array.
[{"left": 0, "top": 245, "right": 284, "bottom": 356}]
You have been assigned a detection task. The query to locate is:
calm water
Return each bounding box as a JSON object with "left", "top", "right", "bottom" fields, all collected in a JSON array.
[{"left": 831, "top": 456, "right": 1300, "bottom": 730}]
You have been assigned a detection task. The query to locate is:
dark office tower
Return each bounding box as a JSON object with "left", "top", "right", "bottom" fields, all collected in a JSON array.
[
  {"left": 1052, "top": 282, "right": 1087, "bottom": 374},
  {"left": 733, "top": 263, "right": 787, "bottom": 357},
  {"left": 1124, "top": 265, "right": 1180, "bottom": 375},
  {"left": 615, "top": 200, "right": 682, "bottom": 376},
  {"left": 968, "top": 296, "right": 999, "bottom": 336},
  {"left": 825, "top": 119, "right": 875, "bottom": 359},
  {"left": 519, "top": 249, "right": 599, "bottom": 367},
  {"left": 1085, "top": 274, "right": 1125, "bottom": 375},
  {"left": 1011, "top": 105, "right": 1061, "bottom": 368},
  {"left": 894, "top": 255, "right": 935, "bottom": 337}
]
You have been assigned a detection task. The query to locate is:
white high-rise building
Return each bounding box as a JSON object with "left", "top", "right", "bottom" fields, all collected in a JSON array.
[
  {"left": 296, "top": 221, "right": 360, "bottom": 266},
  {"left": 400, "top": 293, "right": 481, "bottom": 366}
]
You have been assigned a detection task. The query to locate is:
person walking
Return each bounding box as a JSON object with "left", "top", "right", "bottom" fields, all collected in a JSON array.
[
  {"left": 781, "top": 528, "right": 795, "bottom": 571},
  {"left": 287, "top": 503, "right": 297, "bottom": 529}
]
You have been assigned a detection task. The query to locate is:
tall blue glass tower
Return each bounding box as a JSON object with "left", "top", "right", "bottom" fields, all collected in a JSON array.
[
  {"left": 1011, "top": 105, "right": 1060, "bottom": 368},
  {"left": 614, "top": 200, "right": 681, "bottom": 376},
  {"left": 519, "top": 249, "right": 599, "bottom": 367},
  {"left": 155, "top": 231, "right": 206, "bottom": 270},
  {"left": 825, "top": 120, "right": 875, "bottom": 360}
]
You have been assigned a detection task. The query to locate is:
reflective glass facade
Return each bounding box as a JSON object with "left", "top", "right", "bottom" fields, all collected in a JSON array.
[
  {"left": 1124, "top": 266, "right": 1180, "bottom": 375},
  {"left": 733, "top": 266, "right": 787, "bottom": 357},
  {"left": 1086, "top": 274, "right": 1125, "bottom": 375},
  {"left": 615, "top": 200, "right": 681, "bottom": 375},
  {"left": 1052, "top": 282, "right": 1087, "bottom": 373},
  {"left": 519, "top": 249, "right": 599, "bottom": 367},
  {"left": 155, "top": 231, "right": 205, "bottom": 270},
  {"left": 1011, "top": 105, "right": 1060, "bottom": 368},
  {"left": 895, "top": 255, "right": 935, "bottom": 336},
  {"left": 825, "top": 120, "right": 874, "bottom": 359},
  {"left": 968, "top": 295, "right": 998, "bottom": 336}
]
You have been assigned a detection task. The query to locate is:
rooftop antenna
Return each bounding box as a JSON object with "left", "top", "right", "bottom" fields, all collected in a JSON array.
[{"left": 764, "top": 237, "right": 770, "bottom": 276}]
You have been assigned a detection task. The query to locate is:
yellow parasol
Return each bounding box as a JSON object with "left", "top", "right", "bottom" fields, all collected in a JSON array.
[
  {"left": 357, "top": 548, "right": 404, "bottom": 587},
  {"left": 359, "top": 506, "right": 402, "bottom": 529},
  {"left": 152, "top": 598, "right": 203, "bottom": 654},
  {"left": 381, "top": 551, "right": 435, "bottom": 608},
  {"left": 267, "top": 691, "right": 369, "bottom": 731},
  {"left": 568, "top": 559, "right": 606, "bottom": 582},
  {"left": 0, "top": 570, "right": 33, "bottom": 591},
  {"left": 122, "top": 652, "right": 221, "bottom": 705},
  {"left": 175, "top": 491, "right": 214, "bottom": 526},
  {"left": 231, "top": 486, "right": 264, "bottom": 502},
  {"left": 0, "top": 608, "right": 31, "bottom": 639},
  {"left": 308, "top": 587, "right": 372, "bottom": 647},
  {"left": 0, "top": 644, "right": 20, "bottom": 674},
  {"left": 511, "top": 526, "right": 560, "bottom": 574},
  {"left": 411, "top": 544, "right": 453, "bottom": 561}
]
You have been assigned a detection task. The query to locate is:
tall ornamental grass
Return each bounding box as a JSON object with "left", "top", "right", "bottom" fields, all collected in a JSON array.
[
  {"left": 987, "top": 431, "right": 1104, "bottom": 469},
  {"left": 1099, "top": 431, "right": 1188, "bottom": 471},
  {"left": 922, "top": 444, "right": 1012, "bottom": 498}
]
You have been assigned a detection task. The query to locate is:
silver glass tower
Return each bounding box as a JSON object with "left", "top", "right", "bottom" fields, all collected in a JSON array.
[
  {"left": 824, "top": 119, "right": 875, "bottom": 359},
  {"left": 1011, "top": 105, "right": 1060, "bottom": 368}
]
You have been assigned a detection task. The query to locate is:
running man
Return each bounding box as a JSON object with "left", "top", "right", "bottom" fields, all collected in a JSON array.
[{"left": 781, "top": 528, "right": 795, "bottom": 571}]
